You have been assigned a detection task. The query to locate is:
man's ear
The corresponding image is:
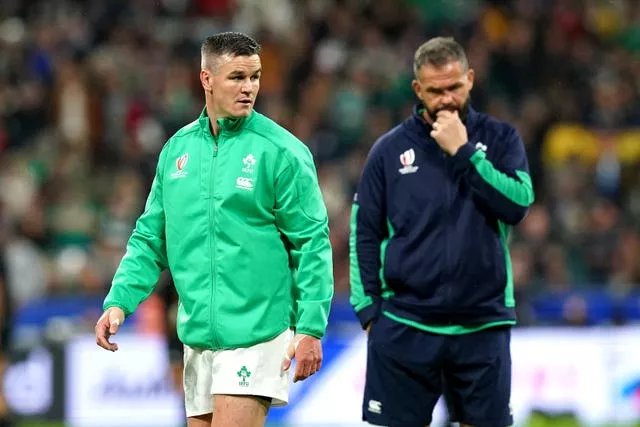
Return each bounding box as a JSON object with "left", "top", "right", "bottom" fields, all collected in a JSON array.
[
  {"left": 200, "top": 69, "right": 212, "bottom": 93},
  {"left": 411, "top": 79, "right": 422, "bottom": 101},
  {"left": 466, "top": 68, "right": 475, "bottom": 91}
]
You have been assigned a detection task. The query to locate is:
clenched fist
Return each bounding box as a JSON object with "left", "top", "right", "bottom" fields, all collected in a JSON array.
[{"left": 430, "top": 110, "right": 468, "bottom": 156}]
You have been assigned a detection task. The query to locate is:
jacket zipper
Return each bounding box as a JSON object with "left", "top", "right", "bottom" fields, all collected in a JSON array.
[{"left": 210, "top": 138, "right": 220, "bottom": 348}]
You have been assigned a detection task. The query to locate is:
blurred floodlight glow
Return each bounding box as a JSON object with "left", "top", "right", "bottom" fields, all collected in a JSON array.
[{"left": 0, "top": 18, "right": 26, "bottom": 44}]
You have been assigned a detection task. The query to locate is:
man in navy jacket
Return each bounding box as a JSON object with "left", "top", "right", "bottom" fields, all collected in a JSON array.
[{"left": 350, "top": 37, "right": 534, "bottom": 427}]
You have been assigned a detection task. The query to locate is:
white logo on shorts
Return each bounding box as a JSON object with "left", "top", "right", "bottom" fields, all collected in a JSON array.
[{"left": 368, "top": 399, "right": 382, "bottom": 414}]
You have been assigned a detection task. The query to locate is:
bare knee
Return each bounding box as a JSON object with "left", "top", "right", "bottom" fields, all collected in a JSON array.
[
  {"left": 187, "top": 413, "right": 212, "bottom": 427},
  {"left": 211, "top": 394, "right": 269, "bottom": 427}
]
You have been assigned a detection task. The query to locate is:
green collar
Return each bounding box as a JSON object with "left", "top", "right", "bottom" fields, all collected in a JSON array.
[{"left": 198, "top": 107, "right": 255, "bottom": 134}]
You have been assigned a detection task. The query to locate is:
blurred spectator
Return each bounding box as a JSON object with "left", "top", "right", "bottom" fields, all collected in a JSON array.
[
  {"left": 510, "top": 243, "right": 536, "bottom": 326},
  {"left": 0, "top": 0, "right": 639, "bottom": 337}
]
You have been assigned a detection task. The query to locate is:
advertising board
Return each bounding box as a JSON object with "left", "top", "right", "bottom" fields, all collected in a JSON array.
[{"left": 5, "top": 326, "right": 639, "bottom": 426}]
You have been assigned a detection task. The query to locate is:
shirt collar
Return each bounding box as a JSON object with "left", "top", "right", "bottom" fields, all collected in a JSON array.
[{"left": 198, "top": 107, "right": 255, "bottom": 134}]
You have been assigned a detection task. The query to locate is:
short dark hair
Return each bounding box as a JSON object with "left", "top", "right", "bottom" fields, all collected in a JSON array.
[
  {"left": 201, "top": 32, "right": 261, "bottom": 70},
  {"left": 413, "top": 37, "right": 468, "bottom": 76}
]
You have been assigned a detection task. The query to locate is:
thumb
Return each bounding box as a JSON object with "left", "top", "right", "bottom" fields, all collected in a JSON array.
[
  {"left": 282, "top": 337, "right": 301, "bottom": 371},
  {"left": 108, "top": 309, "right": 123, "bottom": 335}
]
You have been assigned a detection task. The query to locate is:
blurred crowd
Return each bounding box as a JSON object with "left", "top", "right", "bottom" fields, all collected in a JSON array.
[{"left": 1, "top": 0, "right": 640, "bottom": 339}]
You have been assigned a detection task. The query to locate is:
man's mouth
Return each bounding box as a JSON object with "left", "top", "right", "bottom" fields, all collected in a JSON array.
[
  {"left": 437, "top": 105, "right": 458, "bottom": 113},
  {"left": 238, "top": 99, "right": 252, "bottom": 105}
]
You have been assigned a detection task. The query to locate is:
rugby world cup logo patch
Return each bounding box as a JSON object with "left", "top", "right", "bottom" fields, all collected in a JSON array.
[
  {"left": 398, "top": 148, "right": 419, "bottom": 175},
  {"left": 171, "top": 153, "right": 189, "bottom": 178}
]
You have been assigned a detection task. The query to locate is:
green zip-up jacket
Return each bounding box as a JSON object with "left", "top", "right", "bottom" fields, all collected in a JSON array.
[{"left": 103, "top": 109, "right": 334, "bottom": 349}]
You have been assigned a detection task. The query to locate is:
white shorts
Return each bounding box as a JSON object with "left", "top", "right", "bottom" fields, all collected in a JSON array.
[{"left": 183, "top": 329, "right": 294, "bottom": 417}]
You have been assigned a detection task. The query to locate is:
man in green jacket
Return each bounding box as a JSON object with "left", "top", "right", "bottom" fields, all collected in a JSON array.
[{"left": 95, "top": 32, "right": 334, "bottom": 427}]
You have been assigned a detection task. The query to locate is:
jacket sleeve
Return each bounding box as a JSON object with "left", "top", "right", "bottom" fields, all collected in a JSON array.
[
  {"left": 350, "top": 147, "right": 386, "bottom": 329},
  {"left": 451, "top": 126, "right": 535, "bottom": 225},
  {"left": 274, "top": 149, "right": 334, "bottom": 339},
  {"left": 103, "top": 146, "right": 169, "bottom": 316}
]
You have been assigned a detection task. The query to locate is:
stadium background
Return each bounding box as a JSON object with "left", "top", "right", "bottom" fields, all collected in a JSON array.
[{"left": 1, "top": 0, "right": 640, "bottom": 426}]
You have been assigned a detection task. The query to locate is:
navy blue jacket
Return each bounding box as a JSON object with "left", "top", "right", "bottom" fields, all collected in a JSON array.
[{"left": 350, "top": 105, "right": 534, "bottom": 331}]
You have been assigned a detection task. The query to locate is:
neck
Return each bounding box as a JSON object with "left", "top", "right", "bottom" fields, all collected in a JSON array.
[{"left": 206, "top": 104, "right": 221, "bottom": 136}]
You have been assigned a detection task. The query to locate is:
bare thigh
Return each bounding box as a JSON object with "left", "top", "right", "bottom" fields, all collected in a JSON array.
[
  {"left": 211, "top": 394, "right": 270, "bottom": 427},
  {"left": 187, "top": 413, "right": 212, "bottom": 427}
]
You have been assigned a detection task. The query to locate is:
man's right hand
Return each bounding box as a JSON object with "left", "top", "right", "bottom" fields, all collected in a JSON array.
[{"left": 95, "top": 307, "right": 125, "bottom": 352}]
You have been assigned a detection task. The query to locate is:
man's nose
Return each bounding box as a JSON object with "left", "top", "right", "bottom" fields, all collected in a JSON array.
[
  {"left": 440, "top": 92, "right": 454, "bottom": 105},
  {"left": 241, "top": 78, "right": 252, "bottom": 93}
]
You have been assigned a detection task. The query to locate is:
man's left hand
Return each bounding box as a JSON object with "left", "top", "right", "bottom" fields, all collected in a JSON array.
[
  {"left": 430, "top": 110, "right": 468, "bottom": 155},
  {"left": 282, "top": 334, "right": 322, "bottom": 382}
]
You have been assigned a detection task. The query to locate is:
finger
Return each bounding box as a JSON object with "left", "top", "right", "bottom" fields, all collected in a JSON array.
[
  {"left": 281, "top": 352, "right": 292, "bottom": 371},
  {"left": 293, "top": 353, "right": 306, "bottom": 381},
  {"left": 282, "top": 338, "right": 299, "bottom": 371},
  {"left": 313, "top": 349, "right": 323, "bottom": 374},
  {"left": 303, "top": 358, "right": 314, "bottom": 379},
  {"left": 96, "top": 326, "right": 118, "bottom": 352},
  {"left": 108, "top": 310, "right": 123, "bottom": 335},
  {"left": 95, "top": 322, "right": 109, "bottom": 349},
  {"left": 436, "top": 116, "right": 453, "bottom": 126},
  {"left": 430, "top": 130, "right": 438, "bottom": 138},
  {"left": 109, "top": 316, "right": 120, "bottom": 335},
  {"left": 305, "top": 355, "right": 316, "bottom": 376},
  {"left": 308, "top": 358, "right": 319, "bottom": 377},
  {"left": 294, "top": 359, "right": 311, "bottom": 382},
  {"left": 101, "top": 333, "right": 118, "bottom": 352}
]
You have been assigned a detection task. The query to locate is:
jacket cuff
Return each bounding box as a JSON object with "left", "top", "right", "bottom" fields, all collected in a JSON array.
[
  {"left": 450, "top": 141, "right": 477, "bottom": 171},
  {"left": 295, "top": 328, "right": 324, "bottom": 339},
  {"left": 295, "top": 298, "right": 331, "bottom": 340},
  {"left": 103, "top": 301, "right": 134, "bottom": 318},
  {"left": 355, "top": 299, "right": 381, "bottom": 330}
]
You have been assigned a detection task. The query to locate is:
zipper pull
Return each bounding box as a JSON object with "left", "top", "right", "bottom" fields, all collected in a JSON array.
[{"left": 213, "top": 145, "right": 218, "bottom": 157}]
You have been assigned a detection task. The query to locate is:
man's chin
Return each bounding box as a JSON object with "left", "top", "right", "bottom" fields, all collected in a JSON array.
[
  {"left": 232, "top": 106, "right": 253, "bottom": 117},
  {"left": 236, "top": 104, "right": 253, "bottom": 117}
]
